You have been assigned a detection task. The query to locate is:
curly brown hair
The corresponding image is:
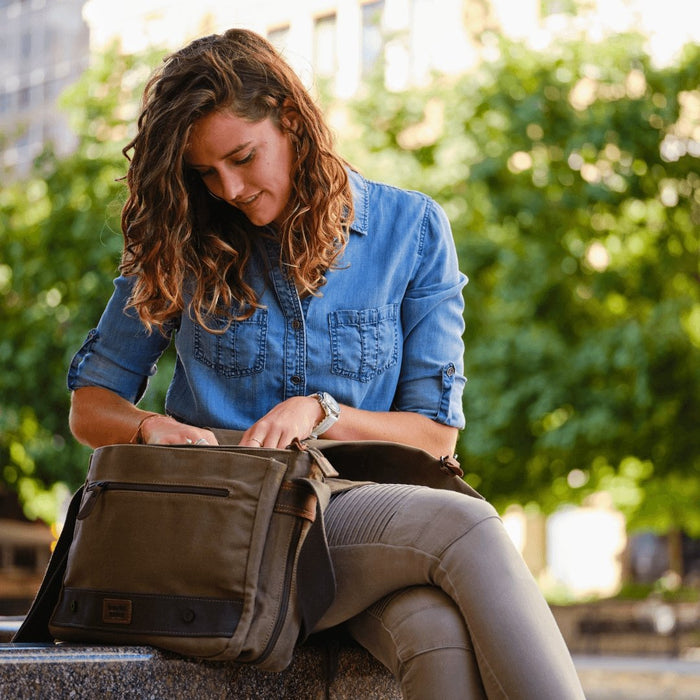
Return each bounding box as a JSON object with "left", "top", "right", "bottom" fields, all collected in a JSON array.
[{"left": 120, "top": 28, "right": 353, "bottom": 332}]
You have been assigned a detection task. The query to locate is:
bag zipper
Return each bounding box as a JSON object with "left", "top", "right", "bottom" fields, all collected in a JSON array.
[
  {"left": 77, "top": 480, "right": 231, "bottom": 520},
  {"left": 251, "top": 517, "right": 303, "bottom": 664}
]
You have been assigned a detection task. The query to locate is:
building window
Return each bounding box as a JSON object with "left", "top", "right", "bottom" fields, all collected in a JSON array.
[
  {"left": 0, "top": 91, "right": 12, "bottom": 113},
  {"left": 17, "top": 87, "right": 30, "bottom": 109},
  {"left": 20, "top": 31, "right": 31, "bottom": 59},
  {"left": 30, "top": 83, "right": 43, "bottom": 108},
  {"left": 313, "top": 13, "right": 337, "bottom": 80},
  {"left": 361, "top": 0, "right": 385, "bottom": 76}
]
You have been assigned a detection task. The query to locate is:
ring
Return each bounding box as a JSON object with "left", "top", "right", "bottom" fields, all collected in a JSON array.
[
  {"left": 251, "top": 437, "right": 263, "bottom": 446},
  {"left": 195, "top": 438, "right": 209, "bottom": 445},
  {"left": 185, "top": 438, "right": 193, "bottom": 444}
]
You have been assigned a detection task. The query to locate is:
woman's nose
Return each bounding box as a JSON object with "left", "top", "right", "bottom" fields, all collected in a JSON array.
[{"left": 218, "top": 170, "right": 245, "bottom": 202}]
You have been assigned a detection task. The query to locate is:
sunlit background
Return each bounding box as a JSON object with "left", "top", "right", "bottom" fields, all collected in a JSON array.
[{"left": 1, "top": 0, "right": 699, "bottom": 648}]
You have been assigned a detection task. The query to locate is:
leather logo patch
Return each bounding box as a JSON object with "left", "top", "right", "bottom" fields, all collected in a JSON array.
[{"left": 102, "top": 598, "right": 133, "bottom": 625}]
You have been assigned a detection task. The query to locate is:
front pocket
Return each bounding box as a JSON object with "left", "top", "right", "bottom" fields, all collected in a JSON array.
[
  {"left": 328, "top": 304, "right": 399, "bottom": 382},
  {"left": 77, "top": 480, "right": 231, "bottom": 519},
  {"left": 63, "top": 455, "right": 286, "bottom": 604},
  {"left": 193, "top": 311, "right": 268, "bottom": 377}
]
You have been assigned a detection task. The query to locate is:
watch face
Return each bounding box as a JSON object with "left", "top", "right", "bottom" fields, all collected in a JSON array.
[{"left": 323, "top": 392, "right": 340, "bottom": 415}]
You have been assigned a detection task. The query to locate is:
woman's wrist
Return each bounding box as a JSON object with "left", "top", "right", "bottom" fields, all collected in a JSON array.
[{"left": 129, "top": 413, "right": 161, "bottom": 444}]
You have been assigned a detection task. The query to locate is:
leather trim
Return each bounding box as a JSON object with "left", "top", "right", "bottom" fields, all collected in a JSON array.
[
  {"left": 51, "top": 588, "right": 241, "bottom": 637},
  {"left": 274, "top": 480, "right": 317, "bottom": 521}
]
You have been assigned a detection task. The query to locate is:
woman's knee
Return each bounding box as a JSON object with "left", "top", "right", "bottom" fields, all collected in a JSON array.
[
  {"left": 347, "top": 587, "right": 486, "bottom": 700},
  {"left": 348, "top": 586, "right": 472, "bottom": 664}
]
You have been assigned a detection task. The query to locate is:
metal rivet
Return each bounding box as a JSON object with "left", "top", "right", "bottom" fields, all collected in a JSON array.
[{"left": 182, "top": 609, "right": 195, "bottom": 623}]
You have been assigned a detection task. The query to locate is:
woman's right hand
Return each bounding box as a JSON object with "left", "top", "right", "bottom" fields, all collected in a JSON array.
[{"left": 137, "top": 413, "right": 218, "bottom": 446}]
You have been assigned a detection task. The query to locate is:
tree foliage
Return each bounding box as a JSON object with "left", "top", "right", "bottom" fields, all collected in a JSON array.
[
  {"left": 0, "top": 44, "right": 166, "bottom": 521},
  {"left": 1, "top": 34, "right": 698, "bottom": 536},
  {"left": 339, "top": 33, "right": 700, "bottom": 532}
]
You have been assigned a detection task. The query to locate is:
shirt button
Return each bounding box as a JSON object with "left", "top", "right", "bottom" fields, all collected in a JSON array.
[
  {"left": 446, "top": 364, "right": 456, "bottom": 377},
  {"left": 291, "top": 319, "right": 302, "bottom": 330},
  {"left": 291, "top": 375, "right": 302, "bottom": 385}
]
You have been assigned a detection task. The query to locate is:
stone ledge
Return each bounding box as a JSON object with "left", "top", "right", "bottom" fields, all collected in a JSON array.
[
  {"left": 4, "top": 637, "right": 700, "bottom": 699},
  {"left": 0, "top": 636, "right": 401, "bottom": 700}
]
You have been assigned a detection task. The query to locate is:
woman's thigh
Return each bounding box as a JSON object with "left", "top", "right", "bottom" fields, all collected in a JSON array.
[{"left": 315, "top": 483, "right": 500, "bottom": 629}]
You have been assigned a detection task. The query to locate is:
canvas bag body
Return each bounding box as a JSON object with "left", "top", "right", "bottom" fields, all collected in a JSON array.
[
  {"left": 48, "top": 442, "right": 336, "bottom": 671},
  {"left": 18, "top": 432, "right": 482, "bottom": 669}
]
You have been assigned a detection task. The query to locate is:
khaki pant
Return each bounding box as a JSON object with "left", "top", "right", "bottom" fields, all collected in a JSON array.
[{"left": 315, "top": 484, "right": 585, "bottom": 700}]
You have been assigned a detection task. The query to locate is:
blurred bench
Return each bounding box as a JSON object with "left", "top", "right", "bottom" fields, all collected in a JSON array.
[{"left": 577, "top": 602, "right": 700, "bottom": 657}]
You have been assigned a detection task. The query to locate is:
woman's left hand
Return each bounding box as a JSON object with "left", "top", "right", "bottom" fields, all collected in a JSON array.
[{"left": 239, "top": 396, "right": 324, "bottom": 449}]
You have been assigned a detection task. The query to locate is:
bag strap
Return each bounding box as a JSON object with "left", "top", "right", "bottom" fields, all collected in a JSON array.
[
  {"left": 12, "top": 486, "right": 84, "bottom": 643},
  {"left": 311, "top": 439, "right": 484, "bottom": 499},
  {"left": 294, "top": 478, "right": 336, "bottom": 640}
]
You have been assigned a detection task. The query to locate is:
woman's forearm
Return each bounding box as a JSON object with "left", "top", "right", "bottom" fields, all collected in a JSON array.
[
  {"left": 323, "top": 405, "right": 458, "bottom": 458},
  {"left": 70, "top": 386, "right": 148, "bottom": 447},
  {"left": 69, "top": 386, "right": 216, "bottom": 447}
]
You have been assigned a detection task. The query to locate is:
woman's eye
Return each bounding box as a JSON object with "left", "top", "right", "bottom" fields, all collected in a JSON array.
[
  {"left": 234, "top": 150, "right": 255, "bottom": 166},
  {"left": 200, "top": 169, "right": 216, "bottom": 179}
]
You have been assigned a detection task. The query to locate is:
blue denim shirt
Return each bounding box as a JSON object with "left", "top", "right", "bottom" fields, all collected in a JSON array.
[{"left": 68, "top": 170, "right": 468, "bottom": 430}]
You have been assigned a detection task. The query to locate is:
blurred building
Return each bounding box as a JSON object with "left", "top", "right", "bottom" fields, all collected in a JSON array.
[
  {"left": 2, "top": 0, "right": 698, "bottom": 177},
  {"left": 82, "top": 0, "right": 475, "bottom": 97},
  {"left": 0, "top": 0, "right": 89, "bottom": 176}
]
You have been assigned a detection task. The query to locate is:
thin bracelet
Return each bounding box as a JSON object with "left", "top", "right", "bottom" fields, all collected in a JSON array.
[{"left": 129, "top": 413, "right": 160, "bottom": 444}]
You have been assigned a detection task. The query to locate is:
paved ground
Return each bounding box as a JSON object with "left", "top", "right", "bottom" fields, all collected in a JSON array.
[{"left": 574, "top": 654, "right": 700, "bottom": 699}]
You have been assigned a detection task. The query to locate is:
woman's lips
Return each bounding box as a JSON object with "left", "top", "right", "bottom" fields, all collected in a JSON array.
[{"left": 235, "top": 192, "right": 261, "bottom": 207}]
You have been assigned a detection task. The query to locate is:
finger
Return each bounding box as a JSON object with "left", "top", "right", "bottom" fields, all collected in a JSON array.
[
  {"left": 196, "top": 429, "right": 218, "bottom": 445},
  {"left": 239, "top": 427, "right": 267, "bottom": 447},
  {"left": 264, "top": 426, "right": 289, "bottom": 450},
  {"left": 147, "top": 426, "right": 218, "bottom": 446}
]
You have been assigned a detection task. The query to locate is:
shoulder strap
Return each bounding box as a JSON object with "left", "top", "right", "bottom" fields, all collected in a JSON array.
[
  {"left": 310, "top": 439, "right": 484, "bottom": 499},
  {"left": 12, "top": 486, "right": 84, "bottom": 643},
  {"left": 294, "top": 478, "right": 335, "bottom": 640}
]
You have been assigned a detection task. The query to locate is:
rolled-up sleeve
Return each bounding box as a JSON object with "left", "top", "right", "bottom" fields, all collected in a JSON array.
[
  {"left": 67, "top": 275, "right": 172, "bottom": 404},
  {"left": 394, "top": 198, "right": 467, "bottom": 428}
]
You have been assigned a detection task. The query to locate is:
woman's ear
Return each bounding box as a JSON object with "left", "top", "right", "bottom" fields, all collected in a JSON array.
[{"left": 280, "top": 99, "right": 301, "bottom": 135}]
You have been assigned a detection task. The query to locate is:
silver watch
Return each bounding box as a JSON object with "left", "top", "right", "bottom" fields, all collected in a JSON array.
[{"left": 309, "top": 392, "right": 340, "bottom": 438}]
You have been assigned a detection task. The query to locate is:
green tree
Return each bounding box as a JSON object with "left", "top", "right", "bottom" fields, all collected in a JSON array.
[
  {"left": 0, "top": 44, "right": 167, "bottom": 522},
  {"left": 338, "top": 32, "right": 700, "bottom": 537},
  {"left": 2, "top": 33, "right": 699, "bottom": 552}
]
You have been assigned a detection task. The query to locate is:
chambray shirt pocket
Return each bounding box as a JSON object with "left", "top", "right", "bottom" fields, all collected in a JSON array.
[
  {"left": 192, "top": 310, "right": 268, "bottom": 378},
  {"left": 328, "top": 304, "right": 399, "bottom": 383}
]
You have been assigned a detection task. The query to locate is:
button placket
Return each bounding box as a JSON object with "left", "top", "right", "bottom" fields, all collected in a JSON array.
[{"left": 263, "top": 238, "right": 307, "bottom": 398}]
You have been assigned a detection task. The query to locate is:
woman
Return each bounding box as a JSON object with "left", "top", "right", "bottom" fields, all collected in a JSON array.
[{"left": 68, "top": 28, "right": 585, "bottom": 699}]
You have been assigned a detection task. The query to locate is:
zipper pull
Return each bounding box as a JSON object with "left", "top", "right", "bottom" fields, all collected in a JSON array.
[{"left": 77, "top": 481, "right": 108, "bottom": 520}]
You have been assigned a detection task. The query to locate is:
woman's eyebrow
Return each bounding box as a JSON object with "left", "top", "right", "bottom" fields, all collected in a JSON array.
[{"left": 187, "top": 142, "right": 253, "bottom": 168}]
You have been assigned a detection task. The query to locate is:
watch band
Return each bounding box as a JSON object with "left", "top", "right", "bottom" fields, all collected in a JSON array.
[{"left": 310, "top": 392, "right": 340, "bottom": 438}]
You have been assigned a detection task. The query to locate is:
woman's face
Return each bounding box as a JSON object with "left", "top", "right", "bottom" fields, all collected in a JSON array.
[{"left": 185, "top": 109, "right": 296, "bottom": 228}]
